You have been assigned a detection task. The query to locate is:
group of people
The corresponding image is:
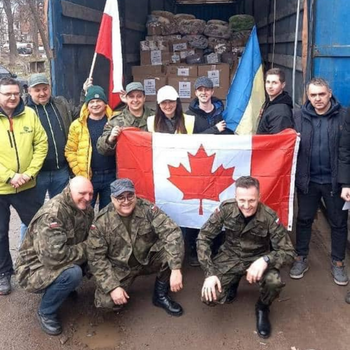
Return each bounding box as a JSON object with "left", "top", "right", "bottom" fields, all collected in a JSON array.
[{"left": 0, "top": 66, "right": 350, "bottom": 340}]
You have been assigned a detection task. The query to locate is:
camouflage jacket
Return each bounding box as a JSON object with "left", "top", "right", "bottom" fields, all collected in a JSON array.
[
  {"left": 87, "top": 198, "right": 184, "bottom": 294},
  {"left": 15, "top": 185, "right": 94, "bottom": 292},
  {"left": 96, "top": 105, "right": 154, "bottom": 156},
  {"left": 197, "top": 199, "right": 295, "bottom": 278}
]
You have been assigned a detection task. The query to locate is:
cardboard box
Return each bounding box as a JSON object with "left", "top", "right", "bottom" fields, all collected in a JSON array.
[
  {"left": 197, "top": 63, "right": 230, "bottom": 99},
  {"left": 166, "top": 64, "right": 198, "bottom": 77},
  {"left": 168, "top": 77, "right": 197, "bottom": 103},
  {"left": 132, "top": 65, "right": 165, "bottom": 77},
  {"left": 140, "top": 51, "right": 171, "bottom": 66},
  {"left": 133, "top": 75, "right": 167, "bottom": 102},
  {"left": 172, "top": 40, "right": 188, "bottom": 52},
  {"left": 140, "top": 40, "right": 170, "bottom": 52}
]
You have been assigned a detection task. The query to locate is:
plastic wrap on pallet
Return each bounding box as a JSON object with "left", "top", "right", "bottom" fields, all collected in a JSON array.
[
  {"left": 208, "top": 37, "right": 229, "bottom": 50},
  {"left": 186, "top": 53, "right": 204, "bottom": 65},
  {"left": 214, "top": 43, "right": 231, "bottom": 55},
  {"left": 229, "top": 15, "right": 255, "bottom": 32},
  {"left": 151, "top": 10, "right": 175, "bottom": 21},
  {"left": 204, "top": 23, "right": 231, "bottom": 39},
  {"left": 178, "top": 19, "right": 206, "bottom": 35},
  {"left": 182, "top": 35, "right": 209, "bottom": 49},
  {"left": 204, "top": 52, "right": 222, "bottom": 64}
]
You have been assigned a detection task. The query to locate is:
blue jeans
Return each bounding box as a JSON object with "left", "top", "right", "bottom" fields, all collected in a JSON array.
[
  {"left": 39, "top": 265, "right": 83, "bottom": 316},
  {"left": 91, "top": 171, "right": 116, "bottom": 211},
  {"left": 20, "top": 167, "right": 69, "bottom": 242}
]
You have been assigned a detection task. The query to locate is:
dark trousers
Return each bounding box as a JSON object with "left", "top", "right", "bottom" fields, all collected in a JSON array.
[
  {"left": 91, "top": 171, "right": 116, "bottom": 211},
  {"left": 0, "top": 187, "right": 42, "bottom": 275},
  {"left": 39, "top": 265, "right": 83, "bottom": 316},
  {"left": 296, "top": 182, "right": 348, "bottom": 261}
]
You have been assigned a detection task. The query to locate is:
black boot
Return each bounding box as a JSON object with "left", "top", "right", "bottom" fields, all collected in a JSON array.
[
  {"left": 152, "top": 278, "right": 183, "bottom": 317},
  {"left": 189, "top": 246, "right": 200, "bottom": 267},
  {"left": 225, "top": 282, "right": 239, "bottom": 304},
  {"left": 255, "top": 301, "right": 271, "bottom": 339}
]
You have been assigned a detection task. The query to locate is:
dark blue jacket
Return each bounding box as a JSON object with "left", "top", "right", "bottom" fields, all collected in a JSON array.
[{"left": 294, "top": 97, "right": 346, "bottom": 194}]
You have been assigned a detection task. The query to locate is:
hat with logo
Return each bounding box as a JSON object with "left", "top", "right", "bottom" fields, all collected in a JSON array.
[
  {"left": 110, "top": 178, "right": 135, "bottom": 197},
  {"left": 194, "top": 76, "right": 214, "bottom": 90},
  {"left": 85, "top": 85, "right": 107, "bottom": 104},
  {"left": 126, "top": 82, "right": 144, "bottom": 95},
  {"left": 28, "top": 73, "right": 50, "bottom": 88},
  {"left": 157, "top": 85, "right": 179, "bottom": 104}
]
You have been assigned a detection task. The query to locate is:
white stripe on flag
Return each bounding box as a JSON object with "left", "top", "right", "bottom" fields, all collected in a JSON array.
[{"left": 153, "top": 133, "right": 252, "bottom": 228}]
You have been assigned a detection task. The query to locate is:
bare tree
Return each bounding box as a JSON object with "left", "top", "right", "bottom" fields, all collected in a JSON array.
[
  {"left": 25, "top": 0, "right": 51, "bottom": 59},
  {"left": 1, "top": 0, "right": 18, "bottom": 65}
]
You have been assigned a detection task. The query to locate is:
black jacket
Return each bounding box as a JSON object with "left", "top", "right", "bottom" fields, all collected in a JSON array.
[
  {"left": 256, "top": 91, "right": 294, "bottom": 134},
  {"left": 294, "top": 97, "right": 346, "bottom": 194},
  {"left": 338, "top": 107, "right": 350, "bottom": 185},
  {"left": 186, "top": 97, "right": 232, "bottom": 134}
]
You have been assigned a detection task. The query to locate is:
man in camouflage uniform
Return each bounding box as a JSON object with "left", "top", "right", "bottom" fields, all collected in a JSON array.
[
  {"left": 87, "top": 178, "right": 184, "bottom": 317},
  {"left": 97, "top": 82, "right": 154, "bottom": 156},
  {"left": 197, "top": 176, "right": 295, "bottom": 339},
  {"left": 15, "top": 176, "right": 94, "bottom": 336}
]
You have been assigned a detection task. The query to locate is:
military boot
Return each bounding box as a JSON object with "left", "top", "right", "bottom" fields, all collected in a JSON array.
[
  {"left": 255, "top": 300, "right": 271, "bottom": 339},
  {"left": 152, "top": 278, "right": 183, "bottom": 317},
  {"left": 189, "top": 246, "right": 200, "bottom": 267},
  {"left": 225, "top": 282, "right": 239, "bottom": 304}
]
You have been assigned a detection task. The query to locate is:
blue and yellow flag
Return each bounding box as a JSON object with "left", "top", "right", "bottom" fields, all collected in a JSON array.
[{"left": 223, "top": 26, "right": 265, "bottom": 134}]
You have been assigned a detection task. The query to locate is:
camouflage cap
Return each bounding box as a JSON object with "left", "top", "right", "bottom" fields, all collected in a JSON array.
[
  {"left": 194, "top": 76, "right": 214, "bottom": 90},
  {"left": 110, "top": 178, "right": 135, "bottom": 197}
]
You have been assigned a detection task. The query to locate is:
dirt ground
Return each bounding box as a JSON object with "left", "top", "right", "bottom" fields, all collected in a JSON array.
[{"left": 1, "top": 209, "right": 350, "bottom": 350}]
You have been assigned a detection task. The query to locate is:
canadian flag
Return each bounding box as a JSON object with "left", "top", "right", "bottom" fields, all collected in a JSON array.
[
  {"left": 117, "top": 129, "right": 300, "bottom": 230},
  {"left": 95, "top": 0, "right": 123, "bottom": 109}
]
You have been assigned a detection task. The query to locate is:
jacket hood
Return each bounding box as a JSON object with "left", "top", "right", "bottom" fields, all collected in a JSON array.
[
  {"left": 302, "top": 96, "right": 340, "bottom": 118},
  {"left": 188, "top": 96, "right": 224, "bottom": 117},
  {"left": 78, "top": 102, "right": 114, "bottom": 123},
  {"left": 268, "top": 91, "right": 293, "bottom": 108},
  {"left": 0, "top": 98, "right": 25, "bottom": 118}
]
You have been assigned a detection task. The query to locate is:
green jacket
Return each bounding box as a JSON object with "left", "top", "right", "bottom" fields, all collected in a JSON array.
[
  {"left": 197, "top": 199, "right": 295, "bottom": 278},
  {"left": 15, "top": 185, "right": 94, "bottom": 293},
  {"left": 97, "top": 105, "right": 154, "bottom": 156},
  {"left": 87, "top": 198, "right": 184, "bottom": 294},
  {"left": 0, "top": 100, "right": 48, "bottom": 194}
]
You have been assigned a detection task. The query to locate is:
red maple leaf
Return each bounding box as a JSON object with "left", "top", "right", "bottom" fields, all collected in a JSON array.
[{"left": 167, "top": 144, "right": 235, "bottom": 215}]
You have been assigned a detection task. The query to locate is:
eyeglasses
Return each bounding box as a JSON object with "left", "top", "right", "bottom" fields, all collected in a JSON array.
[
  {"left": 114, "top": 193, "right": 135, "bottom": 203},
  {"left": 0, "top": 92, "right": 20, "bottom": 98}
]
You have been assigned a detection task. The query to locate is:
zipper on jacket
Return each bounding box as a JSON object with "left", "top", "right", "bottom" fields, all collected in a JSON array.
[
  {"left": 8, "top": 118, "right": 21, "bottom": 173},
  {"left": 41, "top": 105, "right": 60, "bottom": 169},
  {"left": 7, "top": 130, "right": 13, "bottom": 148}
]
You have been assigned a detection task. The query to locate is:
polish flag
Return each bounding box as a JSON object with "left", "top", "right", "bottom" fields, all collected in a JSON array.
[
  {"left": 95, "top": 0, "right": 123, "bottom": 109},
  {"left": 117, "top": 129, "right": 300, "bottom": 230}
]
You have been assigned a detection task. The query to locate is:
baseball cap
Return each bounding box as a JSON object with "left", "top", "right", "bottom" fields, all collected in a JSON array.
[
  {"left": 126, "top": 82, "right": 144, "bottom": 95},
  {"left": 194, "top": 76, "right": 214, "bottom": 90},
  {"left": 110, "top": 178, "right": 135, "bottom": 197},
  {"left": 157, "top": 85, "right": 179, "bottom": 104},
  {"left": 28, "top": 73, "right": 50, "bottom": 88}
]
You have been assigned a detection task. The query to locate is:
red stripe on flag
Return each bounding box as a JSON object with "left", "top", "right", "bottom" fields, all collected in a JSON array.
[
  {"left": 95, "top": 14, "right": 112, "bottom": 59},
  {"left": 117, "top": 128, "right": 155, "bottom": 203},
  {"left": 251, "top": 129, "right": 297, "bottom": 226}
]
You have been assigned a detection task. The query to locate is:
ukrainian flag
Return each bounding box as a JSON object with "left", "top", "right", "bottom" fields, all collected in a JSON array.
[{"left": 223, "top": 26, "right": 265, "bottom": 135}]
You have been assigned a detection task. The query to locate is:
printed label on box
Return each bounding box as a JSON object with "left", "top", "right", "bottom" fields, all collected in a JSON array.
[
  {"left": 207, "top": 70, "right": 220, "bottom": 87},
  {"left": 178, "top": 82, "right": 191, "bottom": 99},
  {"left": 144, "top": 79, "right": 156, "bottom": 95},
  {"left": 171, "top": 53, "right": 181, "bottom": 63},
  {"left": 178, "top": 68, "right": 190, "bottom": 76},
  {"left": 173, "top": 42, "right": 188, "bottom": 51},
  {"left": 151, "top": 50, "right": 162, "bottom": 65}
]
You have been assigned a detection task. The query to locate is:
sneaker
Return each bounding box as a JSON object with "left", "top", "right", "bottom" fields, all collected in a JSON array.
[
  {"left": 37, "top": 311, "right": 62, "bottom": 336},
  {"left": 331, "top": 260, "right": 349, "bottom": 286},
  {"left": 0, "top": 274, "right": 11, "bottom": 295},
  {"left": 289, "top": 256, "right": 309, "bottom": 279}
]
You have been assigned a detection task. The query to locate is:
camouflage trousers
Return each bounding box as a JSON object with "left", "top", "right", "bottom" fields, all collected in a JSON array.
[
  {"left": 203, "top": 262, "right": 285, "bottom": 306},
  {"left": 94, "top": 248, "right": 171, "bottom": 309}
]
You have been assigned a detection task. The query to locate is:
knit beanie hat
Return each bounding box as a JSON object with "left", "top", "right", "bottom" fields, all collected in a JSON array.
[{"left": 85, "top": 85, "right": 107, "bottom": 104}]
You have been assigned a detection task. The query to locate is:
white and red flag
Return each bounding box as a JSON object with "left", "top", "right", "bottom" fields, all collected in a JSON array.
[
  {"left": 95, "top": 0, "right": 123, "bottom": 109},
  {"left": 117, "top": 129, "right": 300, "bottom": 230}
]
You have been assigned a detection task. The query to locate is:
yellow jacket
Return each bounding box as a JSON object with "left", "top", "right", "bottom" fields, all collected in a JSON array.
[
  {"left": 0, "top": 103, "right": 48, "bottom": 194},
  {"left": 147, "top": 114, "right": 195, "bottom": 134},
  {"left": 65, "top": 103, "right": 114, "bottom": 179}
]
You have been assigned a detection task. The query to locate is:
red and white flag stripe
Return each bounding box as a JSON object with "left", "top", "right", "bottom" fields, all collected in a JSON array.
[{"left": 117, "top": 129, "right": 300, "bottom": 230}]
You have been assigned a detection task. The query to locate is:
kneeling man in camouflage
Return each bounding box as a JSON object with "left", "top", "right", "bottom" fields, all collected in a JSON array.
[
  {"left": 197, "top": 176, "right": 295, "bottom": 338},
  {"left": 87, "top": 178, "right": 185, "bottom": 316}
]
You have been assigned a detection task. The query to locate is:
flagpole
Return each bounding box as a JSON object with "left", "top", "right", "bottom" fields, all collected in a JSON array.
[{"left": 89, "top": 52, "right": 98, "bottom": 80}]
